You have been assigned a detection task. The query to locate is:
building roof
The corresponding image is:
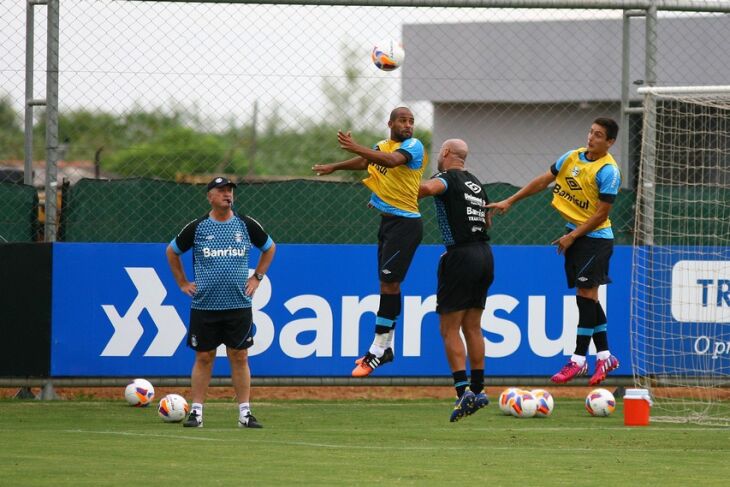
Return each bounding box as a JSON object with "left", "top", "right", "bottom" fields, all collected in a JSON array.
[{"left": 402, "top": 15, "right": 730, "bottom": 103}]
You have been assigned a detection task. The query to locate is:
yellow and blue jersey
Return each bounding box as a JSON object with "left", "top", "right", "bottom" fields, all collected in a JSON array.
[
  {"left": 550, "top": 148, "right": 621, "bottom": 239},
  {"left": 362, "top": 137, "right": 427, "bottom": 217}
]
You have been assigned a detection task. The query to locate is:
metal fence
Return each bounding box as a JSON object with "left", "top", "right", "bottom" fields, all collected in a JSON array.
[{"left": 2, "top": 0, "right": 730, "bottom": 244}]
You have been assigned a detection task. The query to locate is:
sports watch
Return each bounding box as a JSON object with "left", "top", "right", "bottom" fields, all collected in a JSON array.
[{"left": 253, "top": 272, "right": 265, "bottom": 281}]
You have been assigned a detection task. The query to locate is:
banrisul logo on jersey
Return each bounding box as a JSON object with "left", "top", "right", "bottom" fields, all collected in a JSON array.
[
  {"left": 202, "top": 246, "right": 246, "bottom": 257},
  {"left": 51, "top": 243, "right": 632, "bottom": 377}
]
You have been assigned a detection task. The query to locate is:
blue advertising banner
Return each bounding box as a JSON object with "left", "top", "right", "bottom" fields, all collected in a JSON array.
[{"left": 51, "top": 243, "right": 632, "bottom": 377}]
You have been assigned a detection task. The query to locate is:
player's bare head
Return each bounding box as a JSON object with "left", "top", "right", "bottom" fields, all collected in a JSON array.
[
  {"left": 388, "top": 107, "right": 414, "bottom": 142},
  {"left": 438, "top": 138, "right": 468, "bottom": 171},
  {"left": 592, "top": 117, "right": 619, "bottom": 141}
]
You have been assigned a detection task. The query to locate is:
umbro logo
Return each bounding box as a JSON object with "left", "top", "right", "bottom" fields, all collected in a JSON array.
[
  {"left": 565, "top": 177, "right": 582, "bottom": 191},
  {"left": 382, "top": 269, "right": 392, "bottom": 275},
  {"left": 577, "top": 276, "right": 589, "bottom": 282}
]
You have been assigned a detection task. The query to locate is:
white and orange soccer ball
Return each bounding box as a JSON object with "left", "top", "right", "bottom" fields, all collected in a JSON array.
[
  {"left": 510, "top": 391, "right": 538, "bottom": 418},
  {"left": 499, "top": 388, "right": 520, "bottom": 415},
  {"left": 371, "top": 40, "right": 405, "bottom": 71},
  {"left": 531, "top": 389, "right": 555, "bottom": 418},
  {"left": 124, "top": 378, "right": 154, "bottom": 407},
  {"left": 158, "top": 394, "right": 190, "bottom": 423},
  {"left": 585, "top": 388, "right": 616, "bottom": 417}
]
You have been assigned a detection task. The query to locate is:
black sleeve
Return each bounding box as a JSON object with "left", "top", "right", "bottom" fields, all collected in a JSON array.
[
  {"left": 598, "top": 193, "right": 616, "bottom": 203},
  {"left": 550, "top": 163, "right": 559, "bottom": 176},
  {"left": 174, "top": 217, "right": 204, "bottom": 254},
  {"left": 395, "top": 148, "right": 413, "bottom": 163},
  {"left": 241, "top": 215, "right": 270, "bottom": 249}
]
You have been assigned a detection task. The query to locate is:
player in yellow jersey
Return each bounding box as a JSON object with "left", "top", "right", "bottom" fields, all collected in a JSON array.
[
  {"left": 312, "top": 107, "right": 427, "bottom": 377},
  {"left": 488, "top": 118, "right": 621, "bottom": 386}
]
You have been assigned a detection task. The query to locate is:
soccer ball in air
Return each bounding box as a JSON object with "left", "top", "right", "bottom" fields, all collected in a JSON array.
[
  {"left": 158, "top": 394, "right": 190, "bottom": 423},
  {"left": 510, "top": 391, "right": 538, "bottom": 418},
  {"left": 531, "top": 389, "right": 554, "bottom": 418},
  {"left": 371, "top": 40, "right": 405, "bottom": 71},
  {"left": 124, "top": 378, "right": 155, "bottom": 407},
  {"left": 498, "top": 388, "right": 520, "bottom": 415},
  {"left": 585, "top": 388, "right": 616, "bottom": 417}
]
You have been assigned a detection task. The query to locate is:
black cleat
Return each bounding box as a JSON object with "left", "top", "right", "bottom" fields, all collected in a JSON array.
[
  {"left": 183, "top": 410, "right": 203, "bottom": 428},
  {"left": 352, "top": 347, "right": 394, "bottom": 377},
  {"left": 238, "top": 412, "right": 263, "bottom": 429}
]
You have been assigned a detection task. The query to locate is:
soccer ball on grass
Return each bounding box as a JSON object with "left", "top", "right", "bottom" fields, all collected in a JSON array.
[
  {"left": 124, "top": 378, "right": 154, "bottom": 407},
  {"left": 531, "top": 389, "right": 555, "bottom": 417},
  {"left": 585, "top": 388, "right": 616, "bottom": 416},
  {"left": 158, "top": 394, "right": 190, "bottom": 423}
]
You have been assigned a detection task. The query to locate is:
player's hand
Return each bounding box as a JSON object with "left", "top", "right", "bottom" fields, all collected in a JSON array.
[
  {"left": 486, "top": 200, "right": 511, "bottom": 215},
  {"left": 180, "top": 281, "right": 196, "bottom": 297},
  {"left": 312, "top": 164, "right": 335, "bottom": 176},
  {"left": 337, "top": 130, "right": 358, "bottom": 152},
  {"left": 245, "top": 276, "right": 261, "bottom": 296},
  {"left": 552, "top": 233, "right": 576, "bottom": 255}
]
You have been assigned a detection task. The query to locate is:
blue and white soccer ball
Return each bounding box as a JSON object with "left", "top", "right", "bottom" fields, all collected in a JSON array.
[
  {"left": 585, "top": 388, "right": 616, "bottom": 417},
  {"left": 371, "top": 40, "right": 405, "bottom": 71},
  {"left": 124, "top": 378, "right": 155, "bottom": 407}
]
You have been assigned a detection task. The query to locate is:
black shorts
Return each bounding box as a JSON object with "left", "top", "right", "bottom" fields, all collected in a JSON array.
[
  {"left": 377, "top": 215, "right": 423, "bottom": 283},
  {"left": 564, "top": 235, "right": 614, "bottom": 289},
  {"left": 187, "top": 308, "right": 254, "bottom": 352},
  {"left": 436, "top": 242, "right": 494, "bottom": 314}
]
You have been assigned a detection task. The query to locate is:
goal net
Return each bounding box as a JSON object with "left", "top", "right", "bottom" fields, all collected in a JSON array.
[{"left": 631, "top": 86, "right": 730, "bottom": 425}]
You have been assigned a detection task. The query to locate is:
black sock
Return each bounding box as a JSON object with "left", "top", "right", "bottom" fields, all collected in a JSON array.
[
  {"left": 375, "top": 293, "right": 401, "bottom": 335},
  {"left": 593, "top": 302, "right": 609, "bottom": 352},
  {"left": 470, "top": 369, "right": 484, "bottom": 394},
  {"left": 452, "top": 370, "right": 468, "bottom": 398},
  {"left": 574, "top": 296, "right": 597, "bottom": 356}
]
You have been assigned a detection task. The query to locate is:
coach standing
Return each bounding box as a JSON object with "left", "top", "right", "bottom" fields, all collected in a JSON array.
[
  {"left": 166, "top": 176, "right": 276, "bottom": 429},
  {"left": 419, "top": 139, "right": 494, "bottom": 422}
]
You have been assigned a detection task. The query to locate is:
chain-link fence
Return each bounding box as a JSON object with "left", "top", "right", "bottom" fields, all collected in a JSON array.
[{"left": 2, "top": 1, "right": 730, "bottom": 243}]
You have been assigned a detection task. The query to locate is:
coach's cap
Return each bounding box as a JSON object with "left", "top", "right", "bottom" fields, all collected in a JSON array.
[{"left": 207, "top": 177, "right": 237, "bottom": 191}]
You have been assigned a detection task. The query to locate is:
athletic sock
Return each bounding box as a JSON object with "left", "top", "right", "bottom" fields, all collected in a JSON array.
[
  {"left": 374, "top": 293, "right": 400, "bottom": 335},
  {"left": 238, "top": 402, "right": 251, "bottom": 416},
  {"left": 191, "top": 402, "right": 203, "bottom": 418},
  {"left": 575, "top": 296, "right": 597, "bottom": 356},
  {"left": 452, "top": 370, "right": 468, "bottom": 398},
  {"left": 570, "top": 354, "right": 587, "bottom": 366},
  {"left": 593, "top": 301, "right": 609, "bottom": 353},
  {"left": 470, "top": 369, "right": 484, "bottom": 395},
  {"left": 596, "top": 350, "right": 612, "bottom": 360}
]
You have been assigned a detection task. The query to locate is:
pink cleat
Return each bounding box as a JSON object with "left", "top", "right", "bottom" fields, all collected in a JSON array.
[
  {"left": 589, "top": 355, "right": 620, "bottom": 386},
  {"left": 550, "top": 360, "right": 588, "bottom": 384}
]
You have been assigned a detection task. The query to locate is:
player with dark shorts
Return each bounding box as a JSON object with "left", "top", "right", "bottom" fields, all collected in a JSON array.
[
  {"left": 419, "top": 138, "right": 494, "bottom": 422},
  {"left": 312, "top": 107, "right": 427, "bottom": 377},
  {"left": 166, "top": 176, "right": 276, "bottom": 429},
  {"left": 488, "top": 117, "right": 621, "bottom": 386}
]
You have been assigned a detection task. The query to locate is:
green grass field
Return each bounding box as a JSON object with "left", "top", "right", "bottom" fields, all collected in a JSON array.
[{"left": 2, "top": 398, "right": 729, "bottom": 486}]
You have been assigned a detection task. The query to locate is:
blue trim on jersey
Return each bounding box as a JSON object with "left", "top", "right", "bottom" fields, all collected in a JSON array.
[
  {"left": 436, "top": 177, "right": 448, "bottom": 193},
  {"left": 369, "top": 194, "right": 421, "bottom": 218},
  {"left": 434, "top": 197, "right": 454, "bottom": 246},
  {"left": 577, "top": 328, "right": 594, "bottom": 336},
  {"left": 553, "top": 150, "right": 574, "bottom": 172},
  {"left": 259, "top": 236, "right": 274, "bottom": 252},
  {"left": 596, "top": 164, "right": 621, "bottom": 195},
  {"left": 594, "top": 324, "right": 608, "bottom": 333},
  {"left": 399, "top": 138, "right": 425, "bottom": 170},
  {"left": 566, "top": 222, "right": 614, "bottom": 239},
  {"left": 169, "top": 238, "right": 182, "bottom": 255}
]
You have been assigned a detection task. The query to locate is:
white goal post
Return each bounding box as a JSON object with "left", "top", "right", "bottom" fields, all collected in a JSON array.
[{"left": 631, "top": 85, "right": 730, "bottom": 425}]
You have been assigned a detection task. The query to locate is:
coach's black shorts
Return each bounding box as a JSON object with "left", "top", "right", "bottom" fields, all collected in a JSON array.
[
  {"left": 187, "top": 308, "right": 254, "bottom": 352},
  {"left": 377, "top": 214, "right": 423, "bottom": 283},
  {"left": 436, "top": 242, "right": 494, "bottom": 314},
  {"left": 564, "top": 234, "right": 614, "bottom": 289}
]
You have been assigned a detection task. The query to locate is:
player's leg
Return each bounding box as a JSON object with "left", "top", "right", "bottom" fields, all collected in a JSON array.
[
  {"left": 586, "top": 239, "right": 619, "bottom": 385},
  {"left": 440, "top": 309, "right": 475, "bottom": 422},
  {"left": 352, "top": 215, "right": 422, "bottom": 377},
  {"left": 222, "top": 308, "right": 262, "bottom": 428},
  {"left": 184, "top": 309, "right": 220, "bottom": 427}
]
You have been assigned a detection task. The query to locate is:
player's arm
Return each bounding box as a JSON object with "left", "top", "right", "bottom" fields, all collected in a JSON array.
[
  {"left": 312, "top": 156, "right": 368, "bottom": 176},
  {"left": 337, "top": 131, "right": 408, "bottom": 168},
  {"left": 418, "top": 178, "right": 447, "bottom": 199},
  {"left": 166, "top": 244, "right": 196, "bottom": 297},
  {"left": 487, "top": 170, "right": 556, "bottom": 214}
]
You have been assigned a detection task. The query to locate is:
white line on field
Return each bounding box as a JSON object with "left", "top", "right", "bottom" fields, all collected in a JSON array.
[{"left": 64, "top": 429, "right": 228, "bottom": 442}]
